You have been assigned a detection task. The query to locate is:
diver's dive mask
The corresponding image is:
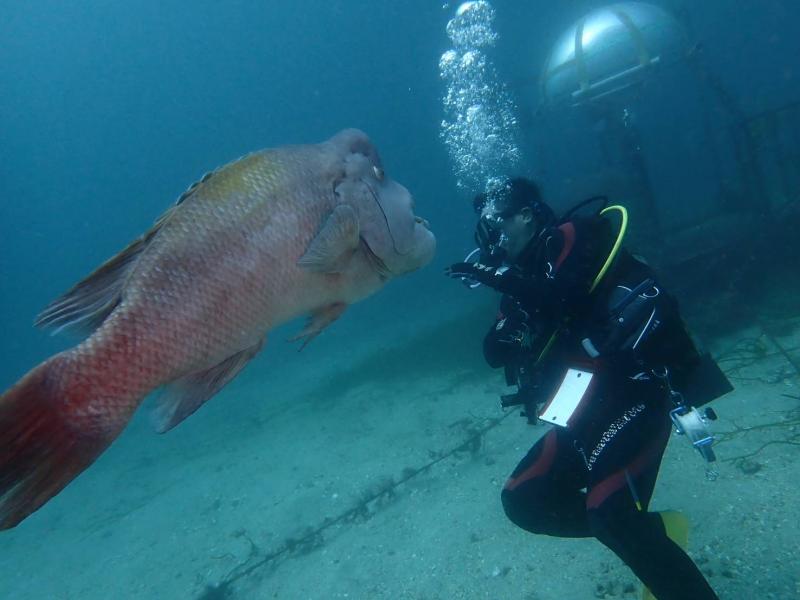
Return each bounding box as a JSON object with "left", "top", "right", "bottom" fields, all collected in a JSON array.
[
  {"left": 454, "top": 212, "right": 507, "bottom": 289},
  {"left": 474, "top": 213, "right": 508, "bottom": 267}
]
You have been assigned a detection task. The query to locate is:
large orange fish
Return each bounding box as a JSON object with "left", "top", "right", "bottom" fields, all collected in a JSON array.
[{"left": 0, "top": 129, "right": 436, "bottom": 529}]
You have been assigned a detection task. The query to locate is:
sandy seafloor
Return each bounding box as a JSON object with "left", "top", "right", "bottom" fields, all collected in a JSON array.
[{"left": 0, "top": 282, "right": 798, "bottom": 600}]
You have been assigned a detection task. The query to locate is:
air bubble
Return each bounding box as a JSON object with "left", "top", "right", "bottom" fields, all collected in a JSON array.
[{"left": 439, "top": 1, "right": 521, "bottom": 194}]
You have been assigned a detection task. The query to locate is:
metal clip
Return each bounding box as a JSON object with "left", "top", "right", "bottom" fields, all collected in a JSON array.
[{"left": 670, "top": 405, "right": 716, "bottom": 463}]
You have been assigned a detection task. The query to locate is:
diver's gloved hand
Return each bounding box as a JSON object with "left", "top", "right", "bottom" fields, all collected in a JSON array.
[
  {"left": 445, "top": 262, "right": 535, "bottom": 297},
  {"left": 445, "top": 262, "right": 499, "bottom": 286},
  {"left": 502, "top": 300, "right": 531, "bottom": 327},
  {"left": 495, "top": 302, "right": 532, "bottom": 349}
]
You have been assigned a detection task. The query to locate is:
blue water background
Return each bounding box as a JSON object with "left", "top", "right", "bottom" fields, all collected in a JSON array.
[
  {"left": 0, "top": 1, "right": 799, "bottom": 598},
  {"left": 2, "top": 1, "right": 799, "bottom": 388},
  {"left": 1, "top": 0, "right": 799, "bottom": 461}
]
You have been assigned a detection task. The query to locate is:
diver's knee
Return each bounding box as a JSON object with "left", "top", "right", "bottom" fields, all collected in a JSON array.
[
  {"left": 501, "top": 488, "right": 532, "bottom": 528},
  {"left": 500, "top": 488, "right": 522, "bottom": 523},
  {"left": 501, "top": 488, "right": 548, "bottom": 533}
]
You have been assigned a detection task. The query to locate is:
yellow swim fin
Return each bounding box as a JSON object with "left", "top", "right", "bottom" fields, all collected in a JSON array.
[{"left": 641, "top": 511, "right": 690, "bottom": 600}]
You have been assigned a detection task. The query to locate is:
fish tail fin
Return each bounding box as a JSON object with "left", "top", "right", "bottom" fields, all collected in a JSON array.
[{"left": 0, "top": 355, "right": 120, "bottom": 529}]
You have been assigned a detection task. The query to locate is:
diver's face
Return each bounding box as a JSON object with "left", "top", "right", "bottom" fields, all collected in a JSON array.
[{"left": 495, "top": 207, "right": 537, "bottom": 262}]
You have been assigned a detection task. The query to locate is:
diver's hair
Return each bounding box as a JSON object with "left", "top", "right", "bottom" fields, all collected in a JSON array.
[
  {"left": 500, "top": 178, "right": 543, "bottom": 214},
  {"left": 493, "top": 178, "right": 555, "bottom": 227}
]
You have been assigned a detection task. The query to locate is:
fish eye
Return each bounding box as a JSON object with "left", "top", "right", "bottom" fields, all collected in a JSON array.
[{"left": 372, "top": 165, "right": 384, "bottom": 181}]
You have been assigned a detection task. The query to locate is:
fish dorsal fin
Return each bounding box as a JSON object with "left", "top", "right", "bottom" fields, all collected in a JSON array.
[
  {"left": 175, "top": 170, "right": 217, "bottom": 205},
  {"left": 35, "top": 154, "right": 255, "bottom": 336},
  {"left": 297, "top": 204, "right": 360, "bottom": 273},
  {"left": 151, "top": 339, "right": 264, "bottom": 433},
  {"left": 174, "top": 152, "right": 258, "bottom": 206},
  {"left": 34, "top": 212, "right": 175, "bottom": 336}
]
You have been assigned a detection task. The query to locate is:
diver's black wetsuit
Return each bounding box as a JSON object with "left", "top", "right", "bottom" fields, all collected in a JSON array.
[{"left": 485, "top": 215, "right": 718, "bottom": 600}]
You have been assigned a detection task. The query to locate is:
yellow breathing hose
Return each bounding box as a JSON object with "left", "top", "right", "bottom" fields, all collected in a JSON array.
[{"left": 590, "top": 204, "right": 628, "bottom": 292}]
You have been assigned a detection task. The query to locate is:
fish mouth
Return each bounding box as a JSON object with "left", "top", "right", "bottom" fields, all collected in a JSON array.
[
  {"left": 359, "top": 236, "right": 392, "bottom": 280},
  {"left": 362, "top": 178, "right": 404, "bottom": 255},
  {"left": 363, "top": 178, "right": 430, "bottom": 254}
]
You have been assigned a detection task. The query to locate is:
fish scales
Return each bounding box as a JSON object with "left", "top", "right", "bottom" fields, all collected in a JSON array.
[{"left": 0, "top": 129, "right": 435, "bottom": 528}]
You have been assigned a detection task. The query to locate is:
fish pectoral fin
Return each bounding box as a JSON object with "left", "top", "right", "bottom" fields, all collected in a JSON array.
[
  {"left": 288, "top": 303, "right": 347, "bottom": 350},
  {"left": 151, "top": 338, "right": 265, "bottom": 433},
  {"left": 297, "top": 204, "right": 360, "bottom": 273}
]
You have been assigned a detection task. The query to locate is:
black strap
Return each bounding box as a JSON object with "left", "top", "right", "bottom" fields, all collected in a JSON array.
[
  {"left": 557, "top": 195, "right": 609, "bottom": 224},
  {"left": 608, "top": 278, "right": 655, "bottom": 318}
]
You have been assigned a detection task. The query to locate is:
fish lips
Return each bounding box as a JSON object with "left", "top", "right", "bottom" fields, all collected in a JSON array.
[{"left": 361, "top": 177, "right": 436, "bottom": 274}]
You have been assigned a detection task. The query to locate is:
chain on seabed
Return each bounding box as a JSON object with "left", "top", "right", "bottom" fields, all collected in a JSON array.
[{"left": 439, "top": 1, "right": 521, "bottom": 195}]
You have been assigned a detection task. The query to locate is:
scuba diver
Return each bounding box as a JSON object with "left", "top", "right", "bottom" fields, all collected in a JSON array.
[{"left": 446, "top": 178, "right": 726, "bottom": 600}]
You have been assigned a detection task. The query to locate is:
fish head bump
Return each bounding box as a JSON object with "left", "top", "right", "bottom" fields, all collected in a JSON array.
[{"left": 328, "top": 129, "right": 436, "bottom": 277}]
